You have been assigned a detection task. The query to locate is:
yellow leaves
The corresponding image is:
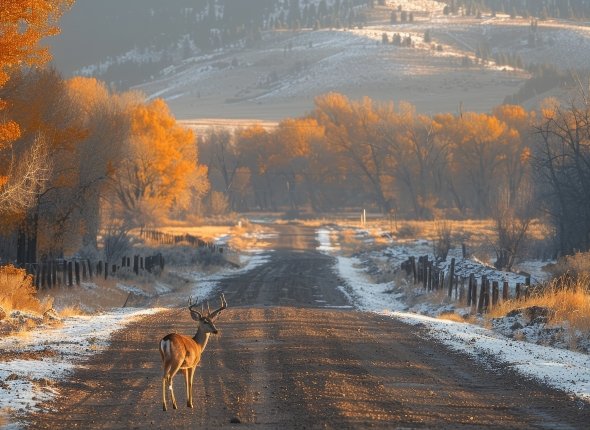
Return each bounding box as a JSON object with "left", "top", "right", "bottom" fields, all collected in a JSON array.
[
  {"left": 66, "top": 76, "right": 110, "bottom": 116},
  {"left": 125, "top": 98, "right": 201, "bottom": 211},
  {"left": 0, "top": 120, "right": 21, "bottom": 149},
  {"left": 276, "top": 117, "right": 324, "bottom": 158},
  {"left": 520, "top": 147, "right": 532, "bottom": 164}
]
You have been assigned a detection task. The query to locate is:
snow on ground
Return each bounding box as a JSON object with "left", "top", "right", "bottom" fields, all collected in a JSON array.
[
  {"left": 0, "top": 308, "right": 161, "bottom": 423},
  {"left": 180, "top": 249, "right": 273, "bottom": 300},
  {"left": 316, "top": 227, "right": 590, "bottom": 403},
  {"left": 0, "top": 230, "right": 275, "bottom": 428}
]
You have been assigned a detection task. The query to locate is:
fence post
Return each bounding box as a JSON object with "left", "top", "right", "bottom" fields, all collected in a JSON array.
[
  {"left": 40, "top": 263, "right": 46, "bottom": 289},
  {"left": 477, "top": 275, "right": 486, "bottom": 313},
  {"left": 492, "top": 281, "right": 499, "bottom": 308},
  {"left": 516, "top": 283, "right": 521, "bottom": 300},
  {"left": 410, "top": 256, "right": 417, "bottom": 284},
  {"left": 422, "top": 256, "right": 428, "bottom": 289},
  {"left": 133, "top": 255, "right": 139, "bottom": 275},
  {"left": 67, "top": 261, "right": 73, "bottom": 286},
  {"left": 75, "top": 261, "right": 80, "bottom": 286},
  {"left": 470, "top": 275, "right": 477, "bottom": 311},
  {"left": 502, "top": 281, "right": 509, "bottom": 301},
  {"left": 447, "top": 258, "right": 455, "bottom": 298},
  {"left": 62, "top": 261, "right": 67, "bottom": 286},
  {"left": 51, "top": 261, "right": 57, "bottom": 288}
]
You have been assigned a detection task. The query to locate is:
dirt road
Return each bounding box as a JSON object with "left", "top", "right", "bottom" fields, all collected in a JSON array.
[{"left": 27, "top": 225, "right": 590, "bottom": 429}]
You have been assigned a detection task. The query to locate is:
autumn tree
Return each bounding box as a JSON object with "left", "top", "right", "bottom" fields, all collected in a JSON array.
[
  {"left": 380, "top": 103, "right": 450, "bottom": 219},
  {"left": 449, "top": 112, "right": 512, "bottom": 217},
  {"left": 313, "top": 93, "right": 395, "bottom": 213},
  {"left": 64, "top": 77, "right": 132, "bottom": 253},
  {"left": 112, "top": 98, "right": 208, "bottom": 227},
  {"left": 199, "top": 127, "right": 242, "bottom": 211},
  {"left": 0, "top": 67, "right": 85, "bottom": 263},
  {"left": 0, "top": 0, "right": 74, "bottom": 210},
  {"left": 235, "top": 124, "right": 273, "bottom": 210}
]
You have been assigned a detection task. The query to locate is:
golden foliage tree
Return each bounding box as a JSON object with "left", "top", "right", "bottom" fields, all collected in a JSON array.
[
  {"left": 0, "top": 0, "right": 74, "bottom": 210},
  {"left": 313, "top": 93, "right": 395, "bottom": 213},
  {"left": 114, "top": 98, "right": 208, "bottom": 226}
]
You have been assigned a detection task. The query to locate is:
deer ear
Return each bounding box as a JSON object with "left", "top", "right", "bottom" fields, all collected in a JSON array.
[{"left": 190, "top": 311, "right": 201, "bottom": 322}]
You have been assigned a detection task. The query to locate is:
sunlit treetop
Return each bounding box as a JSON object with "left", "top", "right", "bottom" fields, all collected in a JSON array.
[{"left": 0, "top": 0, "right": 74, "bottom": 86}]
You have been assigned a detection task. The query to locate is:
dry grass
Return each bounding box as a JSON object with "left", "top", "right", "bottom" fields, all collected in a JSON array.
[
  {"left": 548, "top": 251, "right": 590, "bottom": 278},
  {"left": 58, "top": 305, "right": 87, "bottom": 318},
  {"left": 39, "top": 279, "right": 131, "bottom": 313},
  {"left": 487, "top": 275, "right": 590, "bottom": 332},
  {"left": 437, "top": 312, "right": 467, "bottom": 323},
  {"left": 0, "top": 265, "right": 45, "bottom": 315}
]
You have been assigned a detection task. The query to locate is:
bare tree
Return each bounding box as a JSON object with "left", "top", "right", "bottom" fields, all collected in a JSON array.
[
  {"left": 0, "top": 134, "right": 50, "bottom": 216},
  {"left": 492, "top": 181, "right": 536, "bottom": 271},
  {"left": 433, "top": 219, "right": 452, "bottom": 262},
  {"left": 534, "top": 92, "right": 590, "bottom": 256}
]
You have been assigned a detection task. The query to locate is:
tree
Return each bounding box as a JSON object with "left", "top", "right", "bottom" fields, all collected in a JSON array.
[
  {"left": 534, "top": 95, "right": 590, "bottom": 255},
  {"left": 200, "top": 127, "right": 242, "bottom": 210},
  {"left": 113, "top": 98, "right": 208, "bottom": 226},
  {"left": 65, "top": 77, "right": 132, "bottom": 252},
  {"left": 0, "top": 67, "right": 85, "bottom": 263},
  {"left": 492, "top": 181, "right": 535, "bottom": 270},
  {"left": 0, "top": 0, "right": 74, "bottom": 212},
  {"left": 313, "top": 93, "right": 395, "bottom": 213},
  {"left": 381, "top": 107, "right": 450, "bottom": 219}
]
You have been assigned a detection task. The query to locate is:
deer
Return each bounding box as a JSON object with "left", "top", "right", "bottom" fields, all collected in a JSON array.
[{"left": 159, "top": 293, "right": 227, "bottom": 411}]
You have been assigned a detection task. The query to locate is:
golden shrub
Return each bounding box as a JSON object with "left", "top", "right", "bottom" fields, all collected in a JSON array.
[{"left": 0, "top": 265, "right": 43, "bottom": 314}]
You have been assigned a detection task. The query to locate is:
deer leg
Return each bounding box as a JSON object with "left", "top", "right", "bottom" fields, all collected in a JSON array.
[
  {"left": 168, "top": 365, "right": 182, "bottom": 410},
  {"left": 162, "top": 374, "right": 168, "bottom": 411},
  {"left": 183, "top": 368, "right": 193, "bottom": 408},
  {"left": 187, "top": 366, "right": 196, "bottom": 408}
]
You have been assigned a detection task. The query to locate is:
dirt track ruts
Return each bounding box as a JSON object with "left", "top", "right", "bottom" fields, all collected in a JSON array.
[{"left": 27, "top": 225, "right": 590, "bottom": 429}]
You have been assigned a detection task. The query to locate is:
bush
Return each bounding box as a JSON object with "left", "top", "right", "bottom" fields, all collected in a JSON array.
[
  {"left": 434, "top": 220, "right": 452, "bottom": 261},
  {"left": 550, "top": 252, "right": 590, "bottom": 279},
  {"left": 488, "top": 274, "right": 590, "bottom": 334},
  {"left": 0, "top": 265, "right": 43, "bottom": 314}
]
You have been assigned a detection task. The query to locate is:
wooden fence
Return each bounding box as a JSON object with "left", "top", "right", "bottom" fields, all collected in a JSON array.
[
  {"left": 26, "top": 253, "right": 165, "bottom": 290},
  {"left": 24, "top": 230, "right": 225, "bottom": 289},
  {"left": 401, "top": 255, "right": 532, "bottom": 314},
  {"left": 139, "top": 229, "right": 224, "bottom": 253}
]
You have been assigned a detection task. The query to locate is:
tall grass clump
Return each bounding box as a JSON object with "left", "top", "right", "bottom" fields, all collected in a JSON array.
[
  {"left": 488, "top": 274, "right": 590, "bottom": 332},
  {"left": 0, "top": 265, "right": 44, "bottom": 314}
]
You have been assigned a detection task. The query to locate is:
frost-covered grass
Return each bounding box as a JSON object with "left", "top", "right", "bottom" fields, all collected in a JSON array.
[
  {"left": 0, "top": 226, "right": 276, "bottom": 428},
  {"left": 0, "top": 307, "right": 162, "bottom": 425},
  {"left": 317, "top": 226, "right": 590, "bottom": 403}
]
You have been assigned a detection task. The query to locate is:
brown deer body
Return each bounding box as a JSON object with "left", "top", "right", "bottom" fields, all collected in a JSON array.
[{"left": 159, "top": 294, "right": 226, "bottom": 411}]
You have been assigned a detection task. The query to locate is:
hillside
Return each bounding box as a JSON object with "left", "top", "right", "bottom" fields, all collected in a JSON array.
[{"left": 48, "top": 0, "right": 590, "bottom": 120}]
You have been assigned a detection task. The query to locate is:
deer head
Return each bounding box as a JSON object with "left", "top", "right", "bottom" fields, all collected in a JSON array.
[{"left": 188, "top": 293, "right": 227, "bottom": 334}]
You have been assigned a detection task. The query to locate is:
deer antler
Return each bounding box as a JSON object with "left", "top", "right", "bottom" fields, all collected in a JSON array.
[
  {"left": 208, "top": 293, "right": 227, "bottom": 320},
  {"left": 188, "top": 297, "right": 203, "bottom": 320}
]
